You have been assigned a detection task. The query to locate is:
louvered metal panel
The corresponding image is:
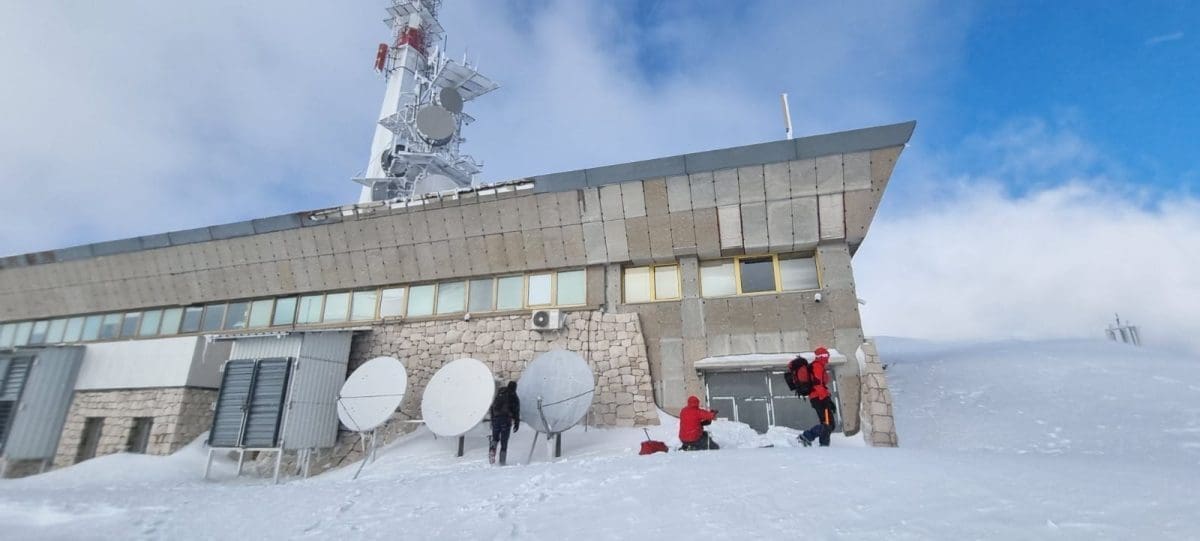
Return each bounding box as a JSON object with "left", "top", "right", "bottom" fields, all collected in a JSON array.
[
  {"left": 280, "top": 332, "right": 351, "bottom": 450},
  {"left": 2, "top": 347, "right": 84, "bottom": 460},
  {"left": 240, "top": 358, "right": 291, "bottom": 448},
  {"left": 208, "top": 360, "right": 256, "bottom": 448},
  {"left": 1, "top": 357, "right": 32, "bottom": 401}
]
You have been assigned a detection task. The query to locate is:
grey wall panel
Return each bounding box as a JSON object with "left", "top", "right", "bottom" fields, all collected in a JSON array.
[
  {"left": 556, "top": 191, "right": 582, "bottom": 226},
  {"left": 844, "top": 190, "right": 878, "bottom": 248},
  {"left": 444, "top": 207, "right": 467, "bottom": 240},
  {"left": 740, "top": 202, "right": 769, "bottom": 255},
  {"left": 871, "top": 146, "right": 904, "bottom": 191},
  {"left": 536, "top": 193, "right": 562, "bottom": 227},
  {"left": 483, "top": 234, "right": 508, "bottom": 273},
  {"left": 426, "top": 209, "right": 449, "bottom": 242},
  {"left": 501, "top": 232, "right": 525, "bottom": 273},
  {"left": 602, "top": 220, "right": 629, "bottom": 262},
  {"left": 560, "top": 224, "right": 587, "bottom": 266},
  {"left": 843, "top": 151, "right": 872, "bottom": 191},
  {"left": 688, "top": 172, "right": 716, "bottom": 210},
  {"left": 792, "top": 197, "right": 819, "bottom": 252},
  {"left": 522, "top": 230, "right": 548, "bottom": 270},
  {"left": 580, "top": 188, "right": 602, "bottom": 223},
  {"left": 646, "top": 214, "right": 674, "bottom": 264},
  {"left": 713, "top": 168, "right": 740, "bottom": 206},
  {"left": 737, "top": 166, "right": 766, "bottom": 204},
  {"left": 282, "top": 332, "right": 351, "bottom": 450},
  {"left": 790, "top": 159, "right": 817, "bottom": 197},
  {"left": 4, "top": 347, "right": 83, "bottom": 460},
  {"left": 665, "top": 175, "right": 692, "bottom": 213},
  {"left": 466, "top": 236, "right": 490, "bottom": 275},
  {"left": 599, "top": 184, "right": 624, "bottom": 221},
  {"left": 620, "top": 181, "right": 647, "bottom": 218},
  {"left": 582, "top": 221, "right": 608, "bottom": 264},
  {"left": 764, "top": 162, "right": 790, "bottom": 201},
  {"left": 668, "top": 212, "right": 697, "bottom": 257},
  {"left": 542, "top": 227, "right": 566, "bottom": 268},
  {"left": 816, "top": 155, "right": 844, "bottom": 195},
  {"left": 717, "top": 205, "right": 744, "bottom": 254},
  {"left": 624, "top": 217, "right": 653, "bottom": 265},
  {"left": 766, "top": 200, "right": 794, "bottom": 252},
  {"left": 818, "top": 193, "right": 846, "bottom": 240},
  {"left": 516, "top": 195, "right": 541, "bottom": 231},
  {"left": 692, "top": 208, "right": 722, "bottom": 259}
]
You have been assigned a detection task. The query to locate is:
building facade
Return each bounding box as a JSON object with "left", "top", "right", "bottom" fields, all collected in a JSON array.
[{"left": 0, "top": 121, "right": 913, "bottom": 476}]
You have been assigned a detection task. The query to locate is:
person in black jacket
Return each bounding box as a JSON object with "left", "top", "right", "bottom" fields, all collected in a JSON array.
[{"left": 489, "top": 381, "right": 521, "bottom": 465}]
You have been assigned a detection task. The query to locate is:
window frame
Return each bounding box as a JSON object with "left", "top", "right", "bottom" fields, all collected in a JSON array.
[
  {"left": 734, "top": 255, "right": 782, "bottom": 295},
  {"left": 623, "top": 264, "right": 681, "bottom": 303},
  {"left": 554, "top": 269, "right": 587, "bottom": 306}
]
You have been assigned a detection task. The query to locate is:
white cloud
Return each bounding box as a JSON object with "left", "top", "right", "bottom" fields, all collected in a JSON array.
[
  {"left": 857, "top": 122, "right": 1200, "bottom": 354},
  {"left": 1145, "top": 31, "right": 1184, "bottom": 46}
]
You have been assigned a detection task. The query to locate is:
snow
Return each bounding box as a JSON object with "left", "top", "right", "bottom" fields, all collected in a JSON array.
[{"left": 2, "top": 337, "right": 1198, "bottom": 539}]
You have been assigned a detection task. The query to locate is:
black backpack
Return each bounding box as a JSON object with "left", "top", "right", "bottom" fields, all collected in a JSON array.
[
  {"left": 491, "top": 388, "right": 513, "bottom": 417},
  {"left": 783, "top": 357, "right": 816, "bottom": 397}
]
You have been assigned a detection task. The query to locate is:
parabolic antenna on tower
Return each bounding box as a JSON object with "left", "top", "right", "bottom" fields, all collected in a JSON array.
[
  {"left": 421, "top": 357, "right": 495, "bottom": 437},
  {"left": 337, "top": 356, "right": 408, "bottom": 432},
  {"left": 518, "top": 349, "right": 595, "bottom": 433}
]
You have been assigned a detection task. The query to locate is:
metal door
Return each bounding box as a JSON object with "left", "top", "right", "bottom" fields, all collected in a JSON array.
[
  {"left": 705, "top": 372, "right": 771, "bottom": 433},
  {"left": 208, "top": 358, "right": 292, "bottom": 448},
  {"left": 209, "top": 360, "right": 256, "bottom": 447},
  {"left": 769, "top": 371, "right": 817, "bottom": 430}
]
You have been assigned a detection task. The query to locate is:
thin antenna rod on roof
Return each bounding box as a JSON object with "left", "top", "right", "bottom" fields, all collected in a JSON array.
[{"left": 780, "top": 93, "right": 794, "bottom": 140}]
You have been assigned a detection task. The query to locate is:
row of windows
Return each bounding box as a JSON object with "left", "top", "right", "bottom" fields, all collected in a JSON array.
[
  {"left": 0, "top": 270, "right": 587, "bottom": 348},
  {"left": 623, "top": 254, "right": 820, "bottom": 303}
]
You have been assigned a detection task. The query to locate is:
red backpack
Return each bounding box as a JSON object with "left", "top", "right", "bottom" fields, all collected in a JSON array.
[{"left": 784, "top": 357, "right": 816, "bottom": 397}]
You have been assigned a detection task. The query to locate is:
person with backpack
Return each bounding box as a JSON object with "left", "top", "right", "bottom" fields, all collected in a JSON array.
[
  {"left": 488, "top": 380, "right": 521, "bottom": 465},
  {"left": 678, "top": 395, "right": 720, "bottom": 451},
  {"left": 789, "top": 346, "right": 835, "bottom": 447}
]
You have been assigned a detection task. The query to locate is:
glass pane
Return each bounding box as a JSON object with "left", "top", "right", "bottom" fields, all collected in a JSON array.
[
  {"left": 436, "top": 282, "right": 465, "bottom": 314},
  {"left": 201, "top": 304, "right": 226, "bottom": 332},
  {"left": 180, "top": 307, "right": 203, "bottom": 333},
  {"left": 654, "top": 266, "right": 680, "bottom": 300},
  {"left": 138, "top": 310, "right": 163, "bottom": 337},
  {"left": 379, "top": 288, "right": 406, "bottom": 317},
  {"left": 13, "top": 321, "right": 34, "bottom": 346},
  {"left": 273, "top": 297, "right": 297, "bottom": 326},
  {"left": 0, "top": 324, "right": 14, "bottom": 347},
  {"left": 81, "top": 315, "right": 103, "bottom": 341},
  {"left": 467, "top": 279, "right": 494, "bottom": 313},
  {"left": 779, "top": 256, "right": 820, "bottom": 291},
  {"left": 119, "top": 313, "right": 141, "bottom": 337},
  {"left": 407, "top": 285, "right": 435, "bottom": 317},
  {"left": 323, "top": 293, "right": 350, "bottom": 322},
  {"left": 297, "top": 295, "right": 324, "bottom": 324},
  {"left": 99, "top": 314, "right": 122, "bottom": 339},
  {"left": 63, "top": 317, "right": 85, "bottom": 343},
  {"left": 556, "top": 270, "right": 586, "bottom": 305},
  {"left": 159, "top": 309, "right": 183, "bottom": 336},
  {"left": 248, "top": 299, "right": 274, "bottom": 328},
  {"left": 700, "top": 261, "right": 736, "bottom": 297},
  {"left": 351, "top": 291, "right": 378, "bottom": 321},
  {"left": 623, "top": 267, "right": 652, "bottom": 303},
  {"left": 29, "top": 320, "right": 50, "bottom": 344},
  {"left": 496, "top": 276, "right": 524, "bottom": 310},
  {"left": 527, "top": 273, "right": 552, "bottom": 306},
  {"left": 224, "top": 301, "right": 250, "bottom": 330},
  {"left": 738, "top": 257, "right": 777, "bottom": 293},
  {"left": 46, "top": 319, "right": 68, "bottom": 343}
]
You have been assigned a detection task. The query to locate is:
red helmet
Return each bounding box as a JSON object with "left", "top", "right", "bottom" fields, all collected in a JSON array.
[{"left": 814, "top": 346, "right": 830, "bottom": 357}]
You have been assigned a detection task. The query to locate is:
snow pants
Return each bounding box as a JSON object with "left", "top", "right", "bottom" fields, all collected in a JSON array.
[
  {"left": 802, "top": 397, "right": 836, "bottom": 447},
  {"left": 490, "top": 416, "right": 512, "bottom": 462},
  {"left": 680, "top": 431, "right": 720, "bottom": 451}
]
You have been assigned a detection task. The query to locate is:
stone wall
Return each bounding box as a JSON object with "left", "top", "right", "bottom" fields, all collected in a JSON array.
[
  {"left": 857, "top": 340, "right": 898, "bottom": 447},
  {"left": 53, "top": 387, "right": 217, "bottom": 467},
  {"left": 1, "top": 458, "right": 49, "bottom": 478},
  {"left": 348, "top": 310, "right": 658, "bottom": 429}
]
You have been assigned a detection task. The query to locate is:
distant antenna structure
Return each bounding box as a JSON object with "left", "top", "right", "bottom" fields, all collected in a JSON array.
[
  {"left": 355, "top": 0, "right": 500, "bottom": 202},
  {"left": 1105, "top": 314, "right": 1142, "bottom": 346}
]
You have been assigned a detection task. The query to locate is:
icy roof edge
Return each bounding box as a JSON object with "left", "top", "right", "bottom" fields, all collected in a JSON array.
[
  {"left": 0, "top": 120, "right": 915, "bottom": 269},
  {"left": 693, "top": 350, "right": 849, "bottom": 372}
]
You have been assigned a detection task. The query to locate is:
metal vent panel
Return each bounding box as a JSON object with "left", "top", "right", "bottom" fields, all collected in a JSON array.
[
  {"left": 208, "top": 360, "right": 256, "bottom": 448},
  {"left": 240, "top": 358, "right": 291, "bottom": 448}
]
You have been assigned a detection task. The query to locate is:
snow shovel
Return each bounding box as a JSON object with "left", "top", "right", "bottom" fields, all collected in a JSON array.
[{"left": 639, "top": 428, "right": 668, "bottom": 455}]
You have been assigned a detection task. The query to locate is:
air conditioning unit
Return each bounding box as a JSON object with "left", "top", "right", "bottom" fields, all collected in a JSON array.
[{"left": 530, "top": 309, "right": 563, "bottom": 331}]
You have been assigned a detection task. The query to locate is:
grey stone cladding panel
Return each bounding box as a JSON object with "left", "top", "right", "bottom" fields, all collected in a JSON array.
[
  {"left": 843, "top": 151, "right": 872, "bottom": 191},
  {"left": 816, "top": 155, "right": 844, "bottom": 196},
  {"left": 818, "top": 193, "right": 845, "bottom": 240},
  {"left": 665, "top": 175, "right": 692, "bottom": 213},
  {"left": 871, "top": 146, "right": 903, "bottom": 191},
  {"left": 536, "top": 193, "right": 562, "bottom": 228},
  {"left": 668, "top": 212, "right": 697, "bottom": 257},
  {"left": 580, "top": 187, "right": 603, "bottom": 223},
  {"left": 740, "top": 202, "right": 769, "bottom": 255},
  {"left": 560, "top": 224, "right": 587, "bottom": 266},
  {"left": 582, "top": 221, "right": 608, "bottom": 264},
  {"left": 790, "top": 158, "right": 818, "bottom": 197},
  {"left": 599, "top": 184, "right": 624, "bottom": 221},
  {"left": 766, "top": 200, "right": 794, "bottom": 252},
  {"left": 646, "top": 214, "right": 674, "bottom": 264},
  {"left": 602, "top": 219, "right": 629, "bottom": 262},
  {"left": 713, "top": 168, "right": 740, "bottom": 206},
  {"left": 716, "top": 205, "right": 744, "bottom": 254},
  {"left": 541, "top": 227, "right": 566, "bottom": 268},
  {"left": 557, "top": 190, "right": 582, "bottom": 226},
  {"left": 737, "top": 165, "right": 766, "bottom": 204},
  {"left": 688, "top": 171, "right": 716, "bottom": 210},
  {"left": 621, "top": 181, "right": 647, "bottom": 218},
  {"left": 624, "top": 216, "right": 652, "bottom": 265},
  {"left": 792, "top": 197, "right": 819, "bottom": 251},
  {"left": 692, "top": 208, "right": 721, "bottom": 259},
  {"left": 642, "top": 178, "right": 669, "bottom": 217}
]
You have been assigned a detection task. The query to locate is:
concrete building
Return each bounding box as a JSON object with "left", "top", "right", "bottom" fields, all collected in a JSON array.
[{"left": 0, "top": 121, "right": 913, "bottom": 476}]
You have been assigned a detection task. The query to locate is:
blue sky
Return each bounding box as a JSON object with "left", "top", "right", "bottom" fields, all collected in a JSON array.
[{"left": 0, "top": 1, "right": 1197, "bottom": 350}]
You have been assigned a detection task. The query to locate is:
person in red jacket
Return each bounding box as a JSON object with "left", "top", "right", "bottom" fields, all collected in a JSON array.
[
  {"left": 798, "top": 346, "right": 836, "bottom": 447},
  {"left": 678, "top": 395, "right": 720, "bottom": 450}
]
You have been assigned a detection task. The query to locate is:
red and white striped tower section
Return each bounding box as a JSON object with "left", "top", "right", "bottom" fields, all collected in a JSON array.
[{"left": 357, "top": 0, "right": 499, "bottom": 203}]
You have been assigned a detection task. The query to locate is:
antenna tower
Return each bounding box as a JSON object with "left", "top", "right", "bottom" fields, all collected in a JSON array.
[{"left": 354, "top": 0, "right": 499, "bottom": 202}]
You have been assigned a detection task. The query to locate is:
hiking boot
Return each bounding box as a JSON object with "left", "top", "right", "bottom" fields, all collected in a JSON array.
[
  {"left": 797, "top": 433, "right": 813, "bottom": 447},
  {"left": 488, "top": 447, "right": 497, "bottom": 464}
]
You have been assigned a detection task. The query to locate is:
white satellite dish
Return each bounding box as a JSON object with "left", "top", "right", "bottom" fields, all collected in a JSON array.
[
  {"left": 439, "top": 86, "right": 464, "bottom": 114},
  {"left": 337, "top": 356, "right": 407, "bottom": 432},
  {"left": 421, "top": 357, "right": 495, "bottom": 437},
  {"left": 518, "top": 349, "right": 595, "bottom": 434},
  {"left": 414, "top": 104, "right": 456, "bottom": 146},
  {"left": 413, "top": 173, "right": 458, "bottom": 194}
]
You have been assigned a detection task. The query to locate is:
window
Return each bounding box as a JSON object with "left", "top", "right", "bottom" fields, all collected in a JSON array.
[
  {"left": 527, "top": 273, "right": 552, "bottom": 306},
  {"left": 248, "top": 299, "right": 274, "bottom": 328},
  {"left": 779, "top": 255, "right": 819, "bottom": 291},
  {"left": 654, "top": 266, "right": 680, "bottom": 300},
  {"left": 322, "top": 293, "right": 350, "bottom": 323},
  {"left": 297, "top": 295, "right": 324, "bottom": 324},
  {"left": 63, "top": 317, "right": 85, "bottom": 343},
  {"left": 120, "top": 312, "right": 142, "bottom": 338},
  {"left": 45, "top": 319, "right": 68, "bottom": 343},
  {"left": 159, "top": 309, "right": 183, "bottom": 336},
  {"left": 138, "top": 310, "right": 162, "bottom": 337},
  {"left": 127, "top": 417, "right": 153, "bottom": 454},
  {"left": 29, "top": 320, "right": 49, "bottom": 345},
  {"left": 468, "top": 279, "right": 494, "bottom": 313},
  {"left": 99, "top": 314, "right": 122, "bottom": 339},
  {"left": 200, "top": 304, "right": 226, "bottom": 332},
  {"left": 700, "top": 260, "right": 737, "bottom": 297},
  {"left": 436, "top": 281, "right": 465, "bottom": 314},
  {"left": 81, "top": 315, "right": 103, "bottom": 341},
  {"left": 0, "top": 324, "right": 14, "bottom": 347},
  {"left": 738, "top": 256, "right": 777, "bottom": 294},
  {"left": 496, "top": 276, "right": 523, "bottom": 310},
  {"left": 12, "top": 321, "right": 33, "bottom": 346},
  {"left": 556, "top": 270, "right": 586, "bottom": 305},
  {"left": 224, "top": 302, "right": 250, "bottom": 330},
  {"left": 379, "top": 288, "right": 406, "bottom": 318},
  {"left": 273, "top": 297, "right": 297, "bottom": 326},
  {"left": 351, "top": 291, "right": 378, "bottom": 321},
  {"left": 407, "top": 285, "right": 435, "bottom": 317},
  {"left": 180, "top": 307, "right": 203, "bottom": 333},
  {"left": 623, "top": 267, "right": 651, "bottom": 303}
]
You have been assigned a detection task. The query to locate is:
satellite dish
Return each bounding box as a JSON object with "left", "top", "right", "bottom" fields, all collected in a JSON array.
[
  {"left": 421, "top": 357, "right": 495, "bottom": 437},
  {"left": 439, "top": 86, "right": 464, "bottom": 114},
  {"left": 337, "top": 356, "right": 407, "bottom": 432},
  {"left": 518, "top": 349, "right": 595, "bottom": 433},
  {"left": 414, "top": 104, "right": 456, "bottom": 146},
  {"left": 413, "top": 173, "right": 458, "bottom": 194}
]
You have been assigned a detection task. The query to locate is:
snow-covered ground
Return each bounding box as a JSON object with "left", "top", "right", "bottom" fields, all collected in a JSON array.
[{"left": 2, "top": 338, "right": 1198, "bottom": 540}]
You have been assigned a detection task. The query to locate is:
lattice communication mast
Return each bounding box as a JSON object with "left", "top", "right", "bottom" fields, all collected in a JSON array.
[{"left": 354, "top": 0, "right": 499, "bottom": 202}]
